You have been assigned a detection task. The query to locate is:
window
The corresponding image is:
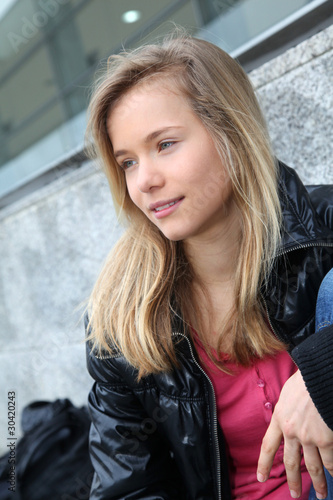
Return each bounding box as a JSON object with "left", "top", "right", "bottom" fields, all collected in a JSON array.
[{"left": 0, "top": 0, "right": 331, "bottom": 205}]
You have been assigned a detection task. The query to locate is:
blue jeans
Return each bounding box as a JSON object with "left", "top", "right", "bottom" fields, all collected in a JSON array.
[{"left": 308, "top": 268, "right": 333, "bottom": 500}]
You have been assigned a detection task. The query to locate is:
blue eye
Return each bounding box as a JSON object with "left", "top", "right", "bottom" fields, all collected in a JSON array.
[
  {"left": 159, "top": 141, "right": 174, "bottom": 151},
  {"left": 121, "top": 159, "right": 137, "bottom": 170}
]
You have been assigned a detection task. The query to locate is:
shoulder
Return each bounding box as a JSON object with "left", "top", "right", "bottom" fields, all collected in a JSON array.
[
  {"left": 86, "top": 342, "right": 134, "bottom": 385},
  {"left": 84, "top": 312, "right": 139, "bottom": 386},
  {"left": 305, "top": 184, "right": 333, "bottom": 230},
  {"left": 278, "top": 161, "right": 333, "bottom": 242}
]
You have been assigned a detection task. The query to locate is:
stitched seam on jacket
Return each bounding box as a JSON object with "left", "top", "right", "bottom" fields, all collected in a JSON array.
[
  {"left": 133, "top": 386, "right": 205, "bottom": 401},
  {"left": 152, "top": 392, "right": 205, "bottom": 402},
  {"left": 97, "top": 382, "right": 204, "bottom": 401}
]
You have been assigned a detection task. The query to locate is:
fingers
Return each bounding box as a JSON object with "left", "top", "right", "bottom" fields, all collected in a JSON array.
[
  {"left": 257, "top": 370, "right": 333, "bottom": 498},
  {"left": 303, "top": 445, "right": 327, "bottom": 500},
  {"left": 319, "top": 444, "right": 333, "bottom": 479},
  {"left": 257, "top": 417, "right": 283, "bottom": 483},
  {"left": 259, "top": 434, "right": 329, "bottom": 499},
  {"left": 283, "top": 437, "right": 302, "bottom": 498},
  {"left": 257, "top": 415, "right": 332, "bottom": 499}
]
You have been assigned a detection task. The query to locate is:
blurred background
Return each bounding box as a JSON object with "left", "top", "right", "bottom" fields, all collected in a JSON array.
[{"left": 0, "top": 0, "right": 332, "bottom": 453}]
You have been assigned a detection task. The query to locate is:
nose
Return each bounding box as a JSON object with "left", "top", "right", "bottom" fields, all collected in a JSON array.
[{"left": 136, "top": 157, "right": 164, "bottom": 193}]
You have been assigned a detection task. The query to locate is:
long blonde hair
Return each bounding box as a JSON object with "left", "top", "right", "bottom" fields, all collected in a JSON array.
[{"left": 85, "top": 33, "right": 285, "bottom": 378}]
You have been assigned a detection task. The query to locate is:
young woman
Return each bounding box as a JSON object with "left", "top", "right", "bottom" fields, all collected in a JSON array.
[{"left": 85, "top": 34, "right": 333, "bottom": 500}]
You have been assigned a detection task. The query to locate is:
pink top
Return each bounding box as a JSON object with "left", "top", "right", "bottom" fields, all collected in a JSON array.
[{"left": 193, "top": 334, "right": 312, "bottom": 499}]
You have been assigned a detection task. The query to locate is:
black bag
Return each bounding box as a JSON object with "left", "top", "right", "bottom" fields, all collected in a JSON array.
[{"left": 0, "top": 399, "right": 93, "bottom": 500}]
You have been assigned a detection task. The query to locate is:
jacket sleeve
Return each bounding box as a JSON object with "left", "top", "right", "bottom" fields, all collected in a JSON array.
[
  {"left": 295, "top": 184, "right": 333, "bottom": 429},
  {"left": 86, "top": 342, "right": 183, "bottom": 500},
  {"left": 291, "top": 323, "right": 333, "bottom": 431}
]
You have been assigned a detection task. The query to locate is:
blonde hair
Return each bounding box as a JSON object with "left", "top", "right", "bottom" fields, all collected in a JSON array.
[{"left": 86, "top": 33, "right": 285, "bottom": 378}]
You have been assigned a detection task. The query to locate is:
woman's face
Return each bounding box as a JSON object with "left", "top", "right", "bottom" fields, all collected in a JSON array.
[{"left": 107, "top": 80, "right": 236, "bottom": 243}]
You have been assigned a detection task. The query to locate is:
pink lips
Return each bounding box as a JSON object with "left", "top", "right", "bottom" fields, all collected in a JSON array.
[{"left": 149, "top": 197, "right": 184, "bottom": 219}]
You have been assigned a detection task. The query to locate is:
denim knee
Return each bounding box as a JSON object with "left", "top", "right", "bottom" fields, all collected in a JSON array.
[{"left": 315, "top": 268, "right": 333, "bottom": 332}]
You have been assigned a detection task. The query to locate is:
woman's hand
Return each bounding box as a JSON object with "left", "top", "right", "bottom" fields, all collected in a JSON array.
[{"left": 257, "top": 369, "right": 333, "bottom": 499}]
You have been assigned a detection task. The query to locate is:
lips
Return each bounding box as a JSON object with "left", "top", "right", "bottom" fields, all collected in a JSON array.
[
  {"left": 149, "top": 197, "right": 184, "bottom": 212},
  {"left": 155, "top": 200, "right": 179, "bottom": 212}
]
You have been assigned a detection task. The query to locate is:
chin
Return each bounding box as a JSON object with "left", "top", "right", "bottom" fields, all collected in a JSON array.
[
  {"left": 152, "top": 219, "right": 195, "bottom": 242},
  {"left": 160, "top": 228, "right": 193, "bottom": 242},
  {"left": 156, "top": 226, "right": 184, "bottom": 242},
  {"left": 160, "top": 232, "right": 183, "bottom": 242}
]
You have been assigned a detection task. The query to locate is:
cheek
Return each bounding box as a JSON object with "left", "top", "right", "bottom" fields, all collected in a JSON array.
[
  {"left": 194, "top": 167, "right": 232, "bottom": 213},
  {"left": 189, "top": 159, "right": 229, "bottom": 197},
  {"left": 125, "top": 180, "right": 147, "bottom": 215},
  {"left": 124, "top": 177, "right": 137, "bottom": 203}
]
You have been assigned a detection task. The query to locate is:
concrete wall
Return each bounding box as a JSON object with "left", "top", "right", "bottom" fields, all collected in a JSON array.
[
  {"left": 252, "top": 24, "right": 333, "bottom": 185},
  {"left": 0, "top": 24, "right": 332, "bottom": 453}
]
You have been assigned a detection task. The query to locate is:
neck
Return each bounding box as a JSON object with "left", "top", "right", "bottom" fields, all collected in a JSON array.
[
  {"left": 183, "top": 207, "right": 242, "bottom": 288},
  {"left": 183, "top": 206, "right": 242, "bottom": 347}
]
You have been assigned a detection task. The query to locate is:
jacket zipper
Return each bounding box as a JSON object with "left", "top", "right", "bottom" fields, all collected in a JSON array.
[
  {"left": 276, "top": 240, "right": 333, "bottom": 258},
  {"left": 94, "top": 332, "right": 222, "bottom": 498},
  {"left": 172, "top": 332, "right": 222, "bottom": 500}
]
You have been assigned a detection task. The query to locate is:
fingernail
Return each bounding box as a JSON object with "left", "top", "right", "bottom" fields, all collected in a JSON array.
[
  {"left": 257, "top": 472, "right": 265, "bottom": 482},
  {"left": 290, "top": 491, "right": 299, "bottom": 498},
  {"left": 315, "top": 492, "right": 326, "bottom": 499}
]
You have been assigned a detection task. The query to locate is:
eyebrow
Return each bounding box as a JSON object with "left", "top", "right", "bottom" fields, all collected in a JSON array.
[{"left": 113, "top": 126, "right": 184, "bottom": 159}]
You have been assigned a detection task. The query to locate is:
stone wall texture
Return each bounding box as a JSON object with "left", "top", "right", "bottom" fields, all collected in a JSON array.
[{"left": 0, "top": 25, "right": 332, "bottom": 452}]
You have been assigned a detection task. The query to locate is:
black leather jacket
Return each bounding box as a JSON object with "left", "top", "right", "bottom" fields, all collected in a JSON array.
[{"left": 86, "top": 162, "right": 333, "bottom": 500}]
